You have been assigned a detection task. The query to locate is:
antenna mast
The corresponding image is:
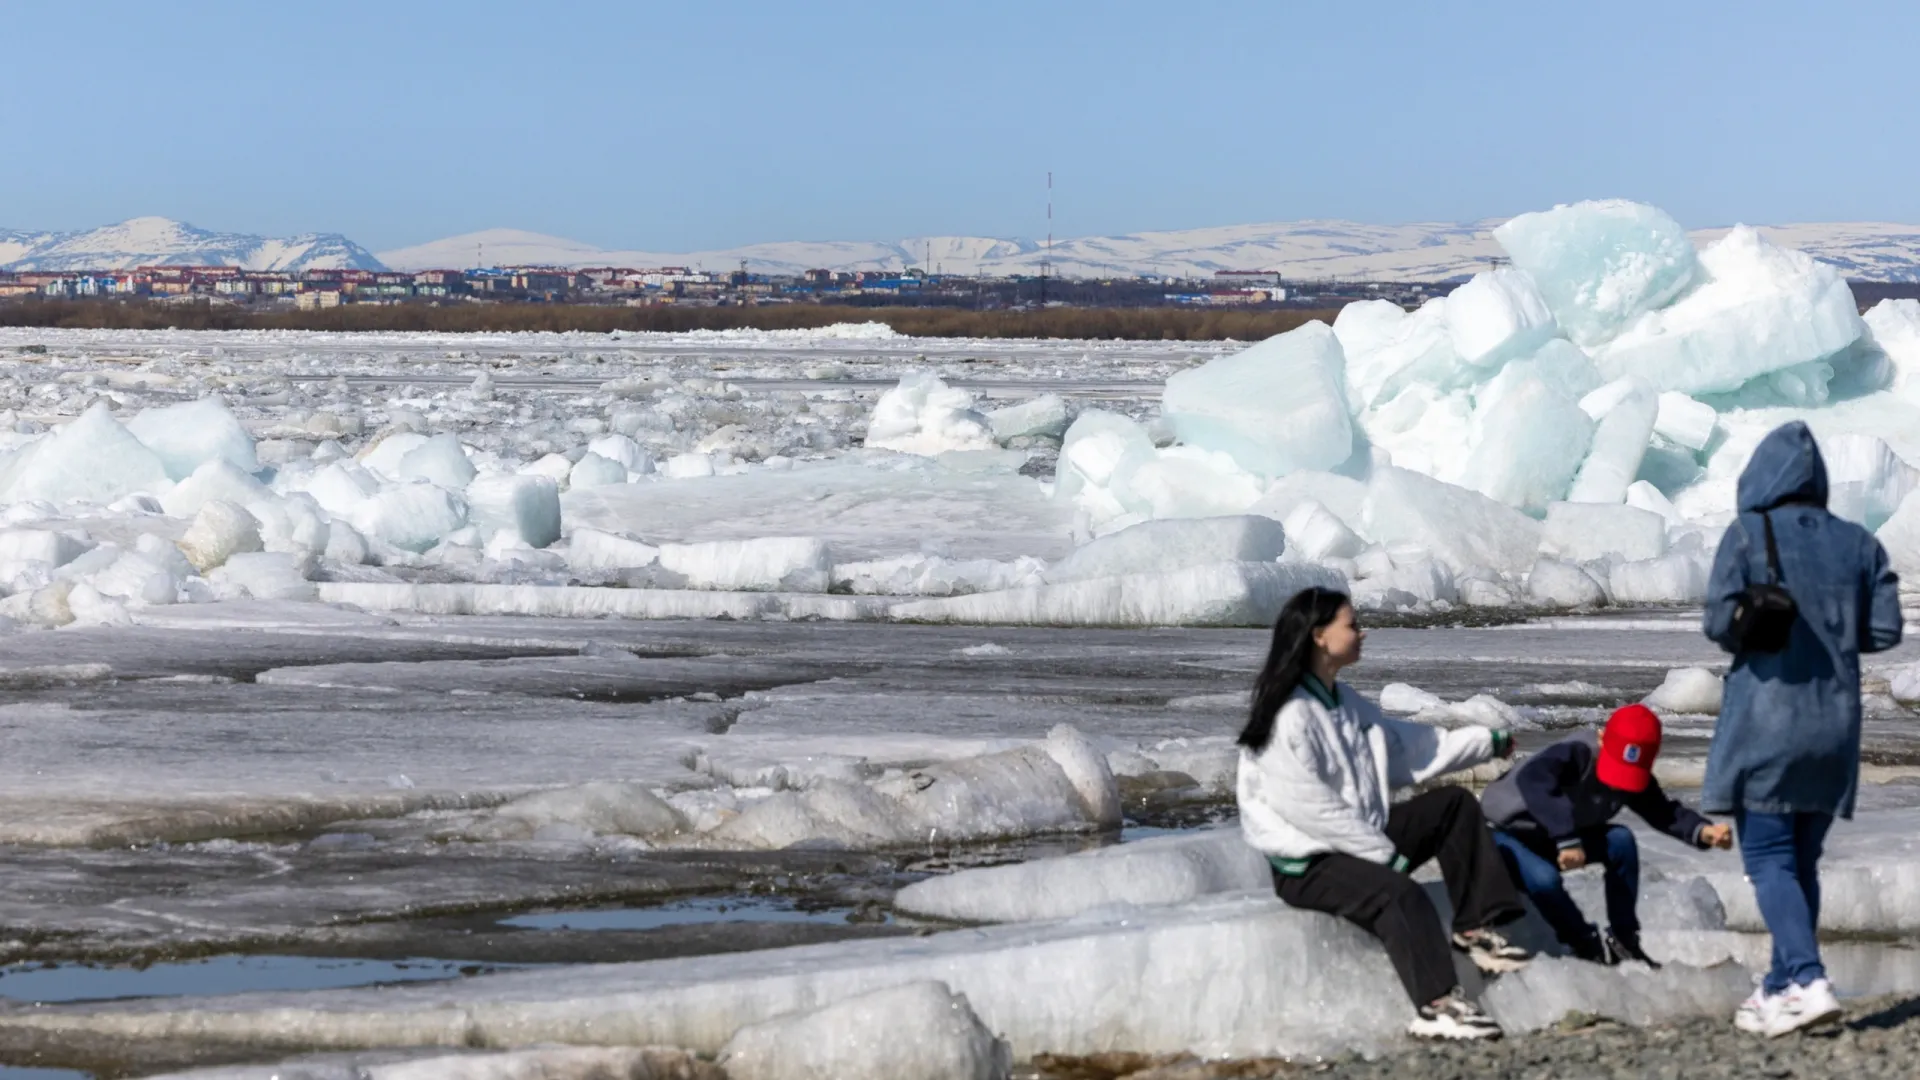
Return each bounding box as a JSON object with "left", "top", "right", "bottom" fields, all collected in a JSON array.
[{"left": 1040, "top": 171, "right": 1052, "bottom": 306}]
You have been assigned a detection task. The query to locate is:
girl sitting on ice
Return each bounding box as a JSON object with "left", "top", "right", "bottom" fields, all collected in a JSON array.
[{"left": 1236, "top": 586, "right": 1530, "bottom": 1042}]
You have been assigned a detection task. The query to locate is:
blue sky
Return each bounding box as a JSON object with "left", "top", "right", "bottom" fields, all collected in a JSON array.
[{"left": 5, "top": 1, "right": 1916, "bottom": 252}]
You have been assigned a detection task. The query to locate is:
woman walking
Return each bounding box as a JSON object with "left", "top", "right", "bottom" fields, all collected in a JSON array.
[
  {"left": 1236, "top": 587, "right": 1530, "bottom": 1041},
  {"left": 1704, "top": 421, "right": 1902, "bottom": 1037}
]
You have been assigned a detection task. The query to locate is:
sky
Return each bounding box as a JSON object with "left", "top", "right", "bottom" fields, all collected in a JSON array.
[{"left": 5, "top": 1, "right": 1919, "bottom": 253}]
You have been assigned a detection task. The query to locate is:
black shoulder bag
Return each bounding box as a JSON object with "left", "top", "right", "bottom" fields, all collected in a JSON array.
[{"left": 1730, "top": 510, "right": 1797, "bottom": 653}]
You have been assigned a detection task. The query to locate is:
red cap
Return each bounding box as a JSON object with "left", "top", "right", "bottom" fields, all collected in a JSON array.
[{"left": 1597, "top": 704, "right": 1662, "bottom": 793}]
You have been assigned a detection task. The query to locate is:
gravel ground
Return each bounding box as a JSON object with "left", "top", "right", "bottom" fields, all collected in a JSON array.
[{"left": 1027, "top": 995, "right": 1920, "bottom": 1080}]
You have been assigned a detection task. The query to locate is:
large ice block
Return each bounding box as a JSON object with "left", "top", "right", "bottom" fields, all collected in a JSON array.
[
  {"left": 1340, "top": 297, "right": 1463, "bottom": 407},
  {"left": 0, "top": 403, "right": 172, "bottom": 507},
  {"left": 159, "top": 460, "right": 274, "bottom": 520},
  {"left": 892, "top": 561, "right": 1343, "bottom": 628},
  {"left": 396, "top": 433, "right": 477, "bottom": 491},
  {"left": 1865, "top": 298, "right": 1920, "bottom": 399},
  {"left": 1280, "top": 499, "right": 1364, "bottom": 561},
  {"left": 1053, "top": 410, "right": 1155, "bottom": 525},
  {"left": 1567, "top": 378, "right": 1658, "bottom": 504},
  {"left": 1045, "top": 516, "right": 1285, "bottom": 585},
  {"left": 1493, "top": 200, "right": 1701, "bottom": 347},
  {"left": 1445, "top": 268, "right": 1559, "bottom": 371},
  {"left": 1361, "top": 467, "right": 1542, "bottom": 575},
  {"left": 1115, "top": 445, "right": 1266, "bottom": 521},
  {"left": 351, "top": 484, "right": 468, "bottom": 554},
  {"left": 657, "top": 537, "right": 832, "bottom": 593},
  {"left": 464, "top": 474, "right": 562, "bottom": 549},
  {"left": 1456, "top": 364, "right": 1593, "bottom": 512},
  {"left": 986, "top": 395, "right": 1070, "bottom": 443},
  {"left": 1161, "top": 321, "right": 1354, "bottom": 477},
  {"left": 1822, "top": 432, "right": 1919, "bottom": 531},
  {"left": 126, "top": 397, "right": 259, "bottom": 481},
  {"left": 1540, "top": 502, "right": 1668, "bottom": 563},
  {"left": 1593, "top": 226, "right": 1865, "bottom": 395},
  {"left": 720, "top": 981, "right": 1010, "bottom": 1080}
]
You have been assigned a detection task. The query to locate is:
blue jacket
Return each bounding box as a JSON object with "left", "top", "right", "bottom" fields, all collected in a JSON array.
[
  {"left": 1482, "top": 731, "right": 1713, "bottom": 850},
  {"left": 1701, "top": 421, "right": 1903, "bottom": 818}
]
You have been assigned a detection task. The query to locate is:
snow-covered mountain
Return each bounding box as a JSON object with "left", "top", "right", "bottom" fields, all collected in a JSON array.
[
  {"left": 0, "top": 218, "right": 384, "bottom": 272},
  {"left": 379, "top": 219, "right": 1920, "bottom": 282}
]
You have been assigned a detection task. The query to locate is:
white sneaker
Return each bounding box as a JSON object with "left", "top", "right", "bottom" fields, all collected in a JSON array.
[
  {"left": 1733, "top": 987, "right": 1777, "bottom": 1034},
  {"left": 1408, "top": 988, "right": 1504, "bottom": 1041},
  {"left": 1764, "top": 978, "right": 1843, "bottom": 1037}
]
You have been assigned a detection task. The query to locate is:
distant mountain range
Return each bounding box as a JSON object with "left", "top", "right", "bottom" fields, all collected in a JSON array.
[
  {"left": 12, "top": 215, "right": 1920, "bottom": 282},
  {"left": 0, "top": 217, "right": 382, "bottom": 273}
]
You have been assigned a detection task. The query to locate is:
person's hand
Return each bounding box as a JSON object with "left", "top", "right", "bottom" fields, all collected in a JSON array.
[
  {"left": 1492, "top": 730, "right": 1516, "bottom": 759},
  {"left": 1701, "top": 823, "right": 1734, "bottom": 850},
  {"left": 1557, "top": 846, "right": 1587, "bottom": 871}
]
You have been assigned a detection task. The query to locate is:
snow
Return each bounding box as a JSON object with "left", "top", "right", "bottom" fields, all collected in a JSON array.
[
  {"left": 1161, "top": 321, "right": 1353, "bottom": 478},
  {"left": 1493, "top": 200, "right": 1701, "bottom": 347},
  {"left": 127, "top": 397, "right": 259, "bottom": 481},
  {"left": 719, "top": 981, "right": 1011, "bottom": 1080}
]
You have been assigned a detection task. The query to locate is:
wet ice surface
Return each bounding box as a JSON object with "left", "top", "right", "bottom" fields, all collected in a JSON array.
[{"left": 0, "top": 612, "right": 1912, "bottom": 1074}]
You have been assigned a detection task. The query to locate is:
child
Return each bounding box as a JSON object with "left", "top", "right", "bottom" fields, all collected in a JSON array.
[{"left": 1480, "top": 704, "right": 1732, "bottom": 965}]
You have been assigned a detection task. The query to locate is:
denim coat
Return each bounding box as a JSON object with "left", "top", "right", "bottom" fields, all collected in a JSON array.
[{"left": 1701, "top": 421, "right": 1903, "bottom": 818}]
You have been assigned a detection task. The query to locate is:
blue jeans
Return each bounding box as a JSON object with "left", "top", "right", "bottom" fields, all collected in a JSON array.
[
  {"left": 1736, "top": 810, "right": 1832, "bottom": 995},
  {"left": 1492, "top": 824, "right": 1640, "bottom": 948}
]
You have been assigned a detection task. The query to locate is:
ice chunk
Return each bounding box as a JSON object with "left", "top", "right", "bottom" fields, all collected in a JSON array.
[
  {"left": 986, "top": 394, "right": 1070, "bottom": 443},
  {"left": 0, "top": 403, "right": 171, "bottom": 506},
  {"left": 1280, "top": 499, "right": 1364, "bottom": 561},
  {"left": 1880, "top": 489, "right": 1920, "bottom": 580},
  {"left": 721, "top": 981, "right": 1010, "bottom": 1080},
  {"left": 396, "top": 433, "right": 477, "bottom": 491},
  {"left": 357, "top": 432, "right": 430, "bottom": 481},
  {"left": 1340, "top": 297, "right": 1462, "bottom": 407},
  {"left": 464, "top": 475, "right": 561, "bottom": 549},
  {"left": 1350, "top": 558, "right": 1456, "bottom": 612},
  {"left": 866, "top": 373, "right": 997, "bottom": 456},
  {"left": 657, "top": 537, "right": 831, "bottom": 592},
  {"left": 1248, "top": 470, "right": 1368, "bottom": 532},
  {"left": 1445, "top": 268, "right": 1559, "bottom": 371},
  {"left": 1493, "top": 200, "right": 1701, "bottom": 347},
  {"left": 1046, "top": 516, "right": 1285, "bottom": 585},
  {"left": 0, "top": 528, "right": 91, "bottom": 570},
  {"left": 1379, "top": 684, "right": 1447, "bottom": 714},
  {"left": 1865, "top": 298, "right": 1920, "bottom": 399},
  {"left": 250, "top": 494, "right": 330, "bottom": 558},
  {"left": 208, "top": 552, "right": 317, "bottom": 602},
  {"left": 1625, "top": 480, "right": 1686, "bottom": 528},
  {"left": 159, "top": 460, "right": 274, "bottom": 520},
  {"left": 1115, "top": 445, "right": 1266, "bottom": 521},
  {"left": 304, "top": 461, "right": 381, "bottom": 521},
  {"left": 1644, "top": 667, "right": 1723, "bottom": 715},
  {"left": 351, "top": 485, "right": 468, "bottom": 554},
  {"left": 565, "top": 527, "right": 661, "bottom": 573},
  {"left": 1527, "top": 558, "right": 1607, "bottom": 608},
  {"left": 126, "top": 397, "right": 258, "bottom": 481},
  {"left": 1653, "top": 393, "right": 1717, "bottom": 452},
  {"left": 476, "top": 782, "right": 687, "bottom": 842},
  {"left": 1161, "top": 321, "right": 1353, "bottom": 477},
  {"left": 1054, "top": 410, "right": 1155, "bottom": 521},
  {"left": 831, "top": 553, "right": 1044, "bottom": 597},
  {"left": 895, "top": 828, "right": 1266, "bottom": 924},
  {"left": 176, "top": 500, "right": 264, "bottom": 572},
  {"left": 1359, "top": 384, "right": 1477, "bottom": 481},
  {"left": 1456, "top": 363, "right": 1593, "bottom": 512},
  {"left": 1541, "top": 502, "right": 1667, "bottom": 563},
  {"left": 1044, "top": 725, "right": 1122, "bottom": 828},
  {"left": 661, "top": 453, "right": 717, "bottom": 479},
  {"left": 323, "top": 520, "right": 370, "bottom": 566},
  {"left": 520, "top": 453, "right": 576, "bottom": 488},
  {"left": 893, "top": 561, "right": 1342, "bottom": 628},
  {"left": 1568, "top": 378, "right": 1658, "bottom": 504},
  {"left": 586, "top": 433, "right": 654, "bottom": 475},
  {"left": 66, "top": 582, "right": 131, "bottom": 626},
  {"left": 1593, "top": 225, "right": 1865, "bottom": 394},
  {"left": 1608, "top": 551, "right": 1709, "bottom": 605},
  {"left": 1823, "top": 432, "right": 1919, "bottom": 531},
  {"left": 1361, "top": 467, "right": 1542, "bottom": 574}
]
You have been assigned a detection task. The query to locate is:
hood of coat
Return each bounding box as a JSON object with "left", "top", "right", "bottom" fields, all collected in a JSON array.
[{"left": 1737, "top": 421, "right": 1829, "bottom": 513}]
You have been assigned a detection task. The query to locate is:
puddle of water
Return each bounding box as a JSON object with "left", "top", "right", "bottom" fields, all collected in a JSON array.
[
  {"left": 0, "top": 955, "right": 523, "bottom": 1005},
  {"left": 501, "top": 897, "right": 880, "bottom": 931}
]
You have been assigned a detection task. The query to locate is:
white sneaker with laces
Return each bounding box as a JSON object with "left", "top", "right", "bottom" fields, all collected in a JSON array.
[
  {"left": 1764, "top": 978, "right": 1842, "bottom": 1037},
  {"left": 1408, "top": 989, "right": 1504, "bottom": 1041},
  {"left": 1733, "top": 986, "right": 1777, "bottom": 1034}
]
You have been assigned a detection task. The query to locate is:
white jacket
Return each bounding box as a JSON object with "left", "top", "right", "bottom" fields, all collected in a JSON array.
[{"left": 1237, "top": 681, "right": 1497, "bottom": 866}]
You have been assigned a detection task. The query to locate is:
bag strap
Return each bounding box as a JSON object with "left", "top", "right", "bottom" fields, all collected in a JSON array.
[{"left": 1760, "top": 509, "right": 1785, "bottom": 586}]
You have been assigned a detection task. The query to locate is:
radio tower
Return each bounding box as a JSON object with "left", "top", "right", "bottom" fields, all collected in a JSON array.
[{"left": 1039, "top": 171, "right": 1053, "bottom": 306}]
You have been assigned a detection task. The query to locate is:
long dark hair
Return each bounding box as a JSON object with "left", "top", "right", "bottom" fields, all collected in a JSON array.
[{"left": 1238, "top": 586, "right": 1352, "bottom": 753}]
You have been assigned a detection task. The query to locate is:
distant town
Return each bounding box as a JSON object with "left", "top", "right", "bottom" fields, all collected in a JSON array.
[{"left": 0, "top": 263, "right": 1450, "bottom": 311}]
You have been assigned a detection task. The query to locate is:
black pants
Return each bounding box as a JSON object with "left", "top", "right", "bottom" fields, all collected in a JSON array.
[{"left": 1272, "top": 786, "right": 1526, "bottom": 1006}]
